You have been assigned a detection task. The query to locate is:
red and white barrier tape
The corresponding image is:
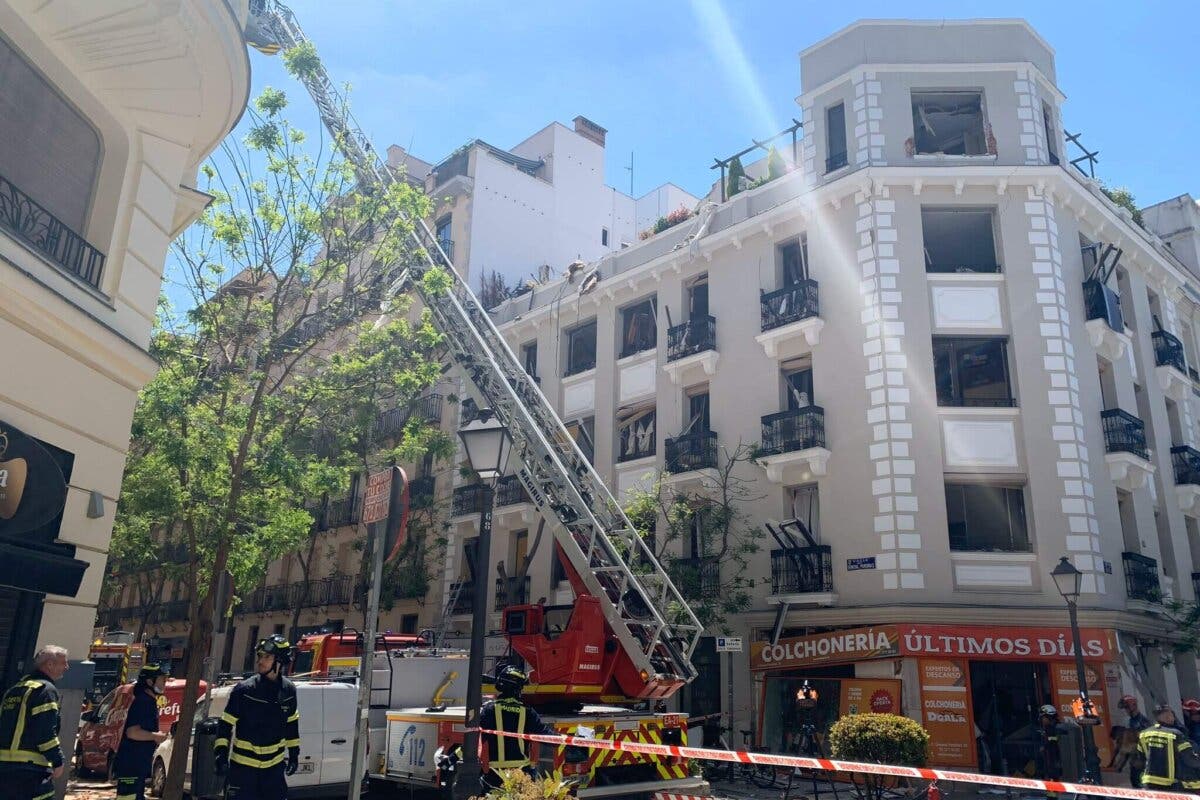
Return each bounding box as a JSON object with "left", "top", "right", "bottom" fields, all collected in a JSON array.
[{"left": 477, "top": 728, "right": 1194, "bottom": 800}]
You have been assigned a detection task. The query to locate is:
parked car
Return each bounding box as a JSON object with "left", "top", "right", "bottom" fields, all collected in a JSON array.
[
  {"left": 149, "top": 679, "right": 359, "bottom": 798},
  {"left": 76, "top": 678, "right": 202, "bottom": 778}
]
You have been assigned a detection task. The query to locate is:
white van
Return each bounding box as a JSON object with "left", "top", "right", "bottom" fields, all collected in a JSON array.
[{"left": 149, "top": 680, "right": 360, "bottom": 798}]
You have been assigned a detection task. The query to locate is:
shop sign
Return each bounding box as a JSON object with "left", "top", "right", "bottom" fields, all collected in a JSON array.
[
  {"left": 918, "top": 659, "right": 976, "bottom": 768},
  {"left": 846, "top": 557, "right": 876, "bottom": 571},
  {"left": 750, "top": 626, "right": 899, "bottom": 670},
  {"left": 899, "top": 625, "right": 1115, "bottom": 661},
  {"left": 715, "top": 636, "right": 742, "bottom": 652},
  {"left": 0, "top": 420, "right": 67, "bottom": 538}
]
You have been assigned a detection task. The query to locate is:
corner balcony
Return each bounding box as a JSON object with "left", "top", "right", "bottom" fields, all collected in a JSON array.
[
  {"left": 663, "top": 315, "right": 718, "bottom": 385},
  {"left": 756, "top": 280, "right": 823, "bottom": 360},
  {"left": 1123, "top": 551, "right": 1162, "bottom": 609},
  {"left": 0, "top": 172, "right": 106, "bottom": 289},
  {"left": 1102, "top": 408, "right": 1154, "bottom": 491},
  {"left": 757, "top": 406, "right": 829, "bottom": 483},
  {"left": 665, "top": 430, "right": 719, "bottom": 481},
  {"left": 768, "top": 545, "right": 836, "bottom": 607},
  {"left": 1153, "top": 330, "right": 1191, "bottom": 402},
  {"left": 1082, "top": 280, "right": 1130, "bottom": 362},
  {"left": 1171, "top": 445, "right": 1200, "bottom": 517}
]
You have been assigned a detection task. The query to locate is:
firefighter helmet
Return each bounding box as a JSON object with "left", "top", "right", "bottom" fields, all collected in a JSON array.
[
  {"left": 138, "top": 663, "right": 168, "bottom": 681},
  {"left": 1183, "top": 699, "right": 1200, "bottom": 713},
  {"left": 256, "top": 634, "right": 294, "bottom": 666},
  {"left": 1040, "top": 704, "right": 1058, "bottom": 717},
  {"left": 494, "top": 665, "right": 529, "bottom": 696}
]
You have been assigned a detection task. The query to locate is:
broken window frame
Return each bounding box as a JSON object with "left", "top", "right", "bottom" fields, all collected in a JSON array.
[
  {"left": 565, "top": 416, "right": 595, "bottom": 464},
  {"left": 565, "top": 319, "right": 597, "bottom": 376},
  {"left": 620, "top": 296, "right": 658, "bottom": 358},
  {"left": 617, "top": 404, "right": 656, "bottom": 462},
  {"left": 945, "top": 482, "right": 1031, "bottom": 552},
  {"left": 911, "top": 90, "right": 988, "bottom": 157},
  {"left": 920, "top": 207, "right": 1001, "bottom": 274}
]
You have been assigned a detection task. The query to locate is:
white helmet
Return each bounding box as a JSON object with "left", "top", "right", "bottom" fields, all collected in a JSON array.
[{"left": 1040, "top": 704, "right": 1058, "bottom": 717}]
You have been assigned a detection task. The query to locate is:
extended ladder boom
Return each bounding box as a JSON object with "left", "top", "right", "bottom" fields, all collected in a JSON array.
[{"left": 246, "top": 0, "right": 702, "bottom": 692}]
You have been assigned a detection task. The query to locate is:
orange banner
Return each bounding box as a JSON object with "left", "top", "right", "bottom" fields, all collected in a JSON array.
[
  {"left": 919, "top": 659, "right": 976, "bottom": 768},
  {"left": 1050, "top": 661, "right": 1112, "bottom": 768},
  {"left": 840, "top": 678, "right": 902, "bottom": 717}
]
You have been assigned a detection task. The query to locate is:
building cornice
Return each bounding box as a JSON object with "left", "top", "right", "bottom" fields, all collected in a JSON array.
[{"left": 797, "top": 61, "right": 1065, "bottom": 106}]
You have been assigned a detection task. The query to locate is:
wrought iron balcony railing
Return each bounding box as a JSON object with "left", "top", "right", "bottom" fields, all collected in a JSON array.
[
  {"left": 496, "top": 475, "right": 530, "bottom": 507},
  {"left": 760, "top": 406, "right": 825, "bottom": 456},
  {"left": 495, "top": 576, "right": 531, "bottom": 609},
  {"left": 1153, "top": 330, "right": 1187, "bottom": 373},
  {"left": 290, "top": 575, "right": 352, "bottom": 608},
  {"left": 149, "top": 600, "right": 190, "bottom": 624},
  {"left": 671, "top": 557, "right": 721, "bottom": 600},
  {"left": 409, "top": 475, "right": 436, "bottom": 508},
  {"left": 1083, "top": 280, "right": 1124, "bottom": 333},
  {"left": 449, "top": 580, "right": 474, "bottom": 615},
  {"left": 760, "top": 279, "right": 820, "bottom": 332},
  {"left": 770, "top": 546, "right": 834, "bottom": 595},
  {"left": 1123, "top": 552, "right": 1161, "bottom": 603},
  {"left": 665, "top": 430, "right": 718, "bottom": 473},
  {"left": 1101, "top": 408, "right": 1149, "bottom": 460},
  {"left": 1172, "top": 445, "right": 1200, "bottom": 485},
  {"left": 324, "top": 492, "right": 360, "bottom": 529},
  {"left": 452, "top": 484, "right": 490, "bottom": 517},
  {"left": 667, "top": 315, "right": 717, "bottom": 362},
  {"left": 0, "top": 172, "right": 106, "bottom": 288}
]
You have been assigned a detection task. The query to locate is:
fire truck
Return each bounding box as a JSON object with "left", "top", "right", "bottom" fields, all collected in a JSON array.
[
  {"left": 290, "top": 630, "right": 430, "bottom": 677},
  {"left": 87, "top": 633, "right": 146, "bottom": 702},
  {"left": 242, "top": 3, "right": 708, "bottom": 797}
]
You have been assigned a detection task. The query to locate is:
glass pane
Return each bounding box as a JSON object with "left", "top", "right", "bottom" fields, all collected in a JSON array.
[
  {"left": 957, "top": 339, "right": 1010, "bottom": 405},
  {"left": 785, "top": 369, "right": 813, "bottom": 410},
  {"left": 945, "top": 484, "right": 967, "bottom": 550},
  {"left": 690, "top": 283, "right": 709, "bottom": 318},
  {"left": 826, "top": 103, "right": 847, "bottom": 157},
  {"left": 622, "top": 300, "right": 656, "bottom": 354}
]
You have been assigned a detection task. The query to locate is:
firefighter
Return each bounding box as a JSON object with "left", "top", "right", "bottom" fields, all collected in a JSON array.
[
  {"left": 1183, "top": 699, "right": 1200, "bottom": 744},
  {"left": 1120, "top": 694, "right": 1151, "bottom": 787},
  {"left": 1138, "top": 703, "right": 1200, "bottom": 791},
  {"left": 1037, "top": 704, "right": 1063, "bottom": 780},
  {"left": 214, "top": 635, "right": 300, "bottom": 800},
  {"left": 113, "top": 664, "right": 170, "bottom": 800},
  {"left": 478, "top": 665, "right": 557, "bottom": 792},
  {"left": 0, "top": 645, "right": 68, "bottom": 800}
]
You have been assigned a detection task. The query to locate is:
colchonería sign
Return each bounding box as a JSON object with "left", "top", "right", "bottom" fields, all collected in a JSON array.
[{"left": 0, "top": 419, "right": 68, "bottom": 537}]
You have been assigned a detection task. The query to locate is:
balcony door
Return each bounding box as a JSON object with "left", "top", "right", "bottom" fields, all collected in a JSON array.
[
  {"left": 682, "top": 390, "right": 710, "bottom": 435},
  {"left": 788, "top": 485, "right": 820, "bottom": 546},
  {"left": 783, "top": 362, "right": 814, "bottom": 410},
  {"left": 688, "top": 277, "right": 709, "bottom": 320}
]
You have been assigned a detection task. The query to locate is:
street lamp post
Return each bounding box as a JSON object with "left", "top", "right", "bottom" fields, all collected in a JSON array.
[
  {"left": 1050, "top": 556, "right": 1103, "bottom": 784},
  {"left": 454, "top": 408, "right": 513, "bottom": 800}
]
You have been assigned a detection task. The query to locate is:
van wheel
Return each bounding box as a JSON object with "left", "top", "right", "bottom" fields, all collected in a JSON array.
[{"left": 150, "top": 758, "right": 166, "bottom": 797}]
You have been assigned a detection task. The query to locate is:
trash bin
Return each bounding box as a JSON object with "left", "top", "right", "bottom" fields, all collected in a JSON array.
[{"left": 191, "top": 717, "right": 225, "bottom": 799}]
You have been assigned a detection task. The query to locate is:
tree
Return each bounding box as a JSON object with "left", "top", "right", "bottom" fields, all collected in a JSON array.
[
  {"left": 1101, "top": 183, "right": 1145, "bottom": 228},
  {"left": 622, "top": 443, "right": 765, "bottom": 630},
  {"left": 766, "top": 146, "right": 787, "bottom": 181},
  {"left": 726, "top": 155, "right": 747, "bottom": 198},
  {"left": 113, "top": 76, "right": 448, "bottom": 800}
]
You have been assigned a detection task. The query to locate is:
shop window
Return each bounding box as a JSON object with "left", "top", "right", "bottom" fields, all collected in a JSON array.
[
  {"left": 620, "top": 297, "right": 657, "bottom": 358},
  {"left": 617, "top": 405, "right": 656, "bottom": 462},
  {"left": 565, "top": 320, "right": 596, "bottom": 376},
  {"left": 911, "top": 91, "right": 987, "bottom": 156},
  {"left": 921, "top": 208, "right": 1000, "bottom": 273},
  {"left": 565, "top": 417, "right": 595, "bottom": 464},
  {"left": 933, "top": 337, "right": 1014, "bottom": 407},
  {"left": 945, "top": 483, "right": 1030, "bottom": 552}
]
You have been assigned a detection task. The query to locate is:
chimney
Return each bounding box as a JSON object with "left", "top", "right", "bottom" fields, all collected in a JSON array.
[{"left": 573, "top": 116, "right": 607, "bottom": 148}]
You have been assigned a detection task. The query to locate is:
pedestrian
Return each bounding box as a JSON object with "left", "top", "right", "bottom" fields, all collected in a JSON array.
[
  {"left": 1120, "top": 694, "right": 1151, "bottom": 787},
  {"left": 113, "top": 664, "right": 170, "bottom": 800},
  {"left": 0, "top": 644, "right": 69, "bottom": 800},
  {"left": 478, "top": 665, "right": 557, "bottom": 792},
  {"left": 1037, "top": 705, "right": 1063, "bottom": 780},
  {"left": 1182, "top": 699, "right": 1200, "bottom": 744},
  {"left": 1137, "top": 704, "right": 1200, "bottom": 791},
  {"left": 214, "top": 635, "right": 300, "bottom": 800}
]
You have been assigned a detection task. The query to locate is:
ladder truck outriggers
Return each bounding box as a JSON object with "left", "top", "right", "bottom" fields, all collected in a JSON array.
[{"left": 242, "top": 3, "right": 708, "bottom": 797}]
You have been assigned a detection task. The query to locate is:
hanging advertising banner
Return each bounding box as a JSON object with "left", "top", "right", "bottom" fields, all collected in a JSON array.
[
  {"left": 750, "top": 626, "right": 900, "bottom": 671},
  {"left": 918, "top": 659, "right": 976, "bottom": 768},
  {"left": 1050, "top": 661, "right": 1113, "bottom": 767},
  {"left": 840, "top": 678, "right": 901, "bottom": 717},
  {"left": 899, "top": 625, "right": 1116, "bottom": 662}
]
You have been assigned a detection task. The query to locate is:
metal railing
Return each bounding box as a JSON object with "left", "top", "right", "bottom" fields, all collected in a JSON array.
[
  {"left": 449, "top": 580, "right": 474, "bottom": 615},
  {"left": 408, "top": 475, "right": 436, "bottom": 507},
  {"left": 150, "top": 600, "right": 190, "bottom": 623},
  {"left": 291, "top": 575, "right": 352, "bottom": 608},
  {"left": 375, "top": 393, "right": 444, "bottom": 439},
  {"left": 0, "top": 172, "right": 106, "bottom": 288},
  {"left": 671, "top": 557, "right": 721, "bottom": 600},
  {"left": 667, "top": 315, "right": 717, "bottom": 362},
  {"left": 1122, "top": 552, "right": 1161, "bottom": 603},
  {"left": 324, "top": 492, "right": 360, "bottom": 529},
  {"left": 760, "top": 406, "right": 825, "bottom": 456},
  {"left": 495, "top": 576, "right": 531, "bottom": 609},
  {"left": 825, "top": 152, "right": 848, "bottom": 173},
  {"left": 770, "top": 546, "right": 834, "bottom": 595},
  {"left": 761, "top": 279, "right": 820, "bottom": 332},
  {"left": 665, "top": 430, "right": 718, "bottom": 473},
  {"left": 1172, "top": 445, "right": 1200, "bottom": 485},
  {"left": 496, "top": 474, "right": 530, "bottom": 507},
  {"left": 437, "top": 239, "right": 454, "bottom": 262},
  {"left": 1153, "top": 330, "right": 1187, "bottom": 373},
  {"left": 1101, "top": 408, "right": 1149, "bottom": 460},
  {"left": 452, "top": 484, "right": 489, "bottom": 517},
  {"left": 1083, "top": 280, "right": 1124, "bottom": 332}
]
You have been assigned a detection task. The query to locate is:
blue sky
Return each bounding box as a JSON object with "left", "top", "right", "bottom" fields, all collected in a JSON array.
[{"left": 240, "top": 1, "right": 1194, "bottom": 208}]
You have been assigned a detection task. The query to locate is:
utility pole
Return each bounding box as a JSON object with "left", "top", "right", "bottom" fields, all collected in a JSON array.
[{"left": 626, "top": 151, "right": 633, "bottom": 196}]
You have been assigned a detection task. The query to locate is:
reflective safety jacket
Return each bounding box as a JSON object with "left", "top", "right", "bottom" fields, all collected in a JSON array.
[
  {"left": 214, "top": 674, "right": 299, "bottom": 770},
  {"left": 0, "top": 671, "right": 62, "bottom": 774},
  {"left": 1138, "top": 723, "right": 1200, "bottom": 788},
  {"left": 479, "top": 696, "right": 554, "bottom": 770}
]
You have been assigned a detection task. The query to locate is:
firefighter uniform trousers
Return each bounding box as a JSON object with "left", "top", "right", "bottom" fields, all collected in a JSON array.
[
  {"left": 215, "top": 674, "right": 300, "bottom": 800},
  {"left": 1138, "top": 723, "right": 1200, "bottom": 790},
  {"left": 0, "top": 673, "right": 63, "bottom": 800}
]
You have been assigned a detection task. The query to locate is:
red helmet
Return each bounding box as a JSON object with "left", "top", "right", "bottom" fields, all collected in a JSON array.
[
  {"left": 1182, "top": 699, "right": 1200, "bottom": 713},
  {"left": 1119, "top": 695, "right": 1138, "bottom": 709}
]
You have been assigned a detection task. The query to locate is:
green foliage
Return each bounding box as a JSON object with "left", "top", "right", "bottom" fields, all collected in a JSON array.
[
  {"left": 474, "top": 768, "right": 575, "bottom": 800},
  {"left": 766, "top": 146, "right": 787, "bottom": 181},
  {"left": 726, "top": 155, "right": 747, "bottom": 197},
  {"left": 639, "top": 206, "right": 695, "bottom": 241},
  {"left": 828, "top": 713, "right": 929, "bottom": 766},
  {"left": 282, "top": 41, "right": 322, "bottom": 81},
  {"left": 1101, "top": 184, "right": 1145, "bottom": 228}
]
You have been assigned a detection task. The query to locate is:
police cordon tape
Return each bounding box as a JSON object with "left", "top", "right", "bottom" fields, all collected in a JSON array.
[{"left": 476, "top": 728, "right": 1194, "bottom": 800}]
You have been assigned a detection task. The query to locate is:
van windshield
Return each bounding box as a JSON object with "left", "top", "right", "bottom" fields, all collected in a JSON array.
[{"left": 291, "top": 650, "right": 314, "bottom": 675}]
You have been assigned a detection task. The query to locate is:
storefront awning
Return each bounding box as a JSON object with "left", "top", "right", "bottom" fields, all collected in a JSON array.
[{"left": 0, "top": 540, "right": 88, "bottom": 597}]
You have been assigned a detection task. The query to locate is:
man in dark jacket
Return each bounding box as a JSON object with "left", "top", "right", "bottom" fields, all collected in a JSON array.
[
  {"left": 478, "top": 665, "right": 558, "bottom": 792},
  {"left": 113, "top": 664, "right": 170, "bottom": 800},
  {"left": 0, "top": 645, "right": 68, "bottom": 800},
  {"left": 1138, "top": 704, "right": 1200, "bottom": 791},
  {"left": 214, "top": 635, "right": 300, "bottom": 800}
]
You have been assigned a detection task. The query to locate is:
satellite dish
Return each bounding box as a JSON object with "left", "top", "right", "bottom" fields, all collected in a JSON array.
[{"left": 579, "top": 269, "right": 601, "bottom": 296}]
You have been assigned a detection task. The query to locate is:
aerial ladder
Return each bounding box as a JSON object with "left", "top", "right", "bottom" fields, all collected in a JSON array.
[{"left": 243, "top": 1, "right": 703, "bottom": 697}]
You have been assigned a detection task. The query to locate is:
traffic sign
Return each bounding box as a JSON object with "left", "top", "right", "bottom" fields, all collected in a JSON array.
[
  {"left": 715, "top": 636, "right": 743, "bottom": 652},
  {"left": 363, "top": 468, "right": 393, "bottom": 524}
]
